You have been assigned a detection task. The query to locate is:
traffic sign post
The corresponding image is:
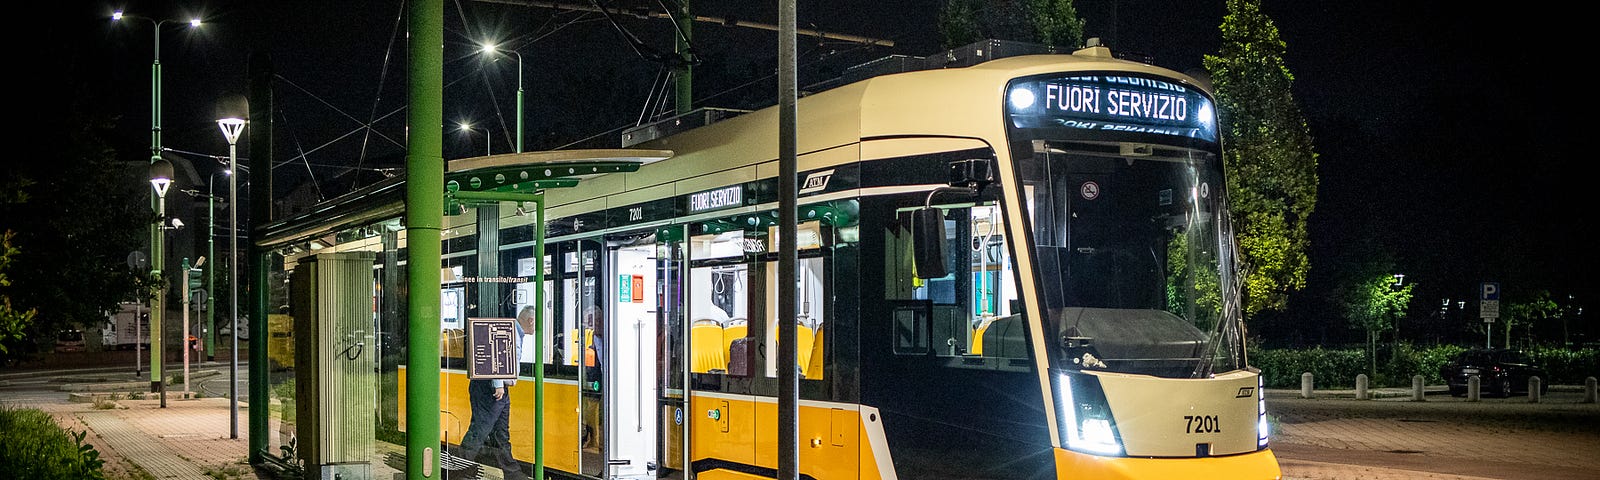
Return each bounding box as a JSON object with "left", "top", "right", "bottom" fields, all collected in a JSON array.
[{"left": 1481, "top": 282, "right": 1500, "bottom": 348}]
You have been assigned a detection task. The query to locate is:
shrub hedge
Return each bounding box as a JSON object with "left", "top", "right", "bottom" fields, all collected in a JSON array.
[{"left": 1253, "top": 344, "right": 1598, "bottom": 388}]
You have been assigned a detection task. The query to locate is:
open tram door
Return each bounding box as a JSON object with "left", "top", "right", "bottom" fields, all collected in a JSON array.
[{"left": 602, "top": 227, "right": 685, "bottom": 479}]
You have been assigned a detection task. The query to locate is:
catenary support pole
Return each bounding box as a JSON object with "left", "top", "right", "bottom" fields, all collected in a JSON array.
[
  {"left": 533, "top": 198, "right": 546, "bottom": 480},
  {"left": 247, "top": 50, "right": 274, "bottom": 464},
  {"left": 777, "top": 0, "right": 799, "bottom": 478},
  {"left": 407, "top": 1, "right": 445, "bottom": 477},
  {"left": 673, "top": 0, "right": 693, "bottom": 115}
]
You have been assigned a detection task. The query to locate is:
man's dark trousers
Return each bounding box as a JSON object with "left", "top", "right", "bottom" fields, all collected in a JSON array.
[{"left": 459, "top": 378, "right": 525, "bottom": 480}]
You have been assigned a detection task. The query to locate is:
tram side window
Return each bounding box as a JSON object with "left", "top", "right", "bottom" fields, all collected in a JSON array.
[
  {"left": 763, "top": 221, "right": 827, "bottom": 380},
  {"left": 886, "top": 203, "right": 1022, "bottom": 359},
  {"left": 688, "top": 230, "right": 752, "bottom": 376},
  {"left": 510, "top": 252, "right": 556, "bottom": 365}
]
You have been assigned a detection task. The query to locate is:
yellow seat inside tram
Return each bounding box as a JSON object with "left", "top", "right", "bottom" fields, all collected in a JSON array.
[
  {"left": 971, "top": 319, "right": 992, "bottom": 356},
  {"left": 794, "top": 323, "right": 815, "bottom": 375},
  {"left": 690, "top": 319, "right": 726, "bottom": 373},
  {"left": 804, "top": 326, "right": 825, "bottom": 379},
  {"left": 441, "top": 328, "right": 466, "bottom": 358}
]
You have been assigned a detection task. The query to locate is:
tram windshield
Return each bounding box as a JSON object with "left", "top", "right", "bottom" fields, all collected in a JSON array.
[{"left": 1014, "top": 140, "right": 1244, "bottom": 378}]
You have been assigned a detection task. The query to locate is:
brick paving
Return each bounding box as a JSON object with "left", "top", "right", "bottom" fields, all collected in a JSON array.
[
  {"left": 13, "top": 365, "right": 1598, "bottom": 480},
  {"left": 1268, "top": 390, "right": 1600, "bottom": 480},
  {"left": 3, "top": 366, "right": 258, "bottom": 480},
  {"left": 109, "top": 397, "right": 258, "bottom": 479}
]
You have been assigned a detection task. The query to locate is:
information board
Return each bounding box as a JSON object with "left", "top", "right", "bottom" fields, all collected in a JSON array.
[{"left": 468, "top": 318, "right": 518, "bottom": 379}]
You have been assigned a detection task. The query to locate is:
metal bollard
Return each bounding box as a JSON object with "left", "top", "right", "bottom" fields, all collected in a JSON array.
[
  {"left": 1413, "top": 375, "right": 1425, "bottom": 402},
  {"left": 1586, "top": 377, "right": 1597, "bottom": 403},
  {"left": 1302, "top": 372, "right": 1314, "bottom": 399},
  {"left": 1356, "top": 374, "right": 1369, "bottom": 400},
  {"left": 1467, "top": 375, "right": 1481, "bottom": 402},
  {"left": 1528, "top": 376, "right": 1541, "bottom": 403}
]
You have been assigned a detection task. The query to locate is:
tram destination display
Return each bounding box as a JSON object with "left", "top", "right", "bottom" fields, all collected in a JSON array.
[{"left": 1006, "top": 74, "right": 1217, "bottom": 142}]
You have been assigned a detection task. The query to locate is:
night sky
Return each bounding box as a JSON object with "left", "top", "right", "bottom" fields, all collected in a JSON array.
[{"left": 25, "top": 1, "right": 1593, "bottom": 337}]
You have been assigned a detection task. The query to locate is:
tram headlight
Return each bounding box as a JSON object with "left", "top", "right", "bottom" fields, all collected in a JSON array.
[
  {"left": 1257, "top": 374, "right": 1269, "bottom": 448},
  {"left": 1009, "top": 88, "right": 1037, "bottom": 110},
  {"left": 1057, "top": 372, "right": 1124, "bottom": 456}
]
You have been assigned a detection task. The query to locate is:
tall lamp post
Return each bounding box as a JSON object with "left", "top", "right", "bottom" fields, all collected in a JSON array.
[
  {"left": 148, "top": 158, "right": 174, "bottom": 407},
  {"left": 218, "top": 116, "right": 246, "bottom": 439},
  {"left": 114, "top": 10, "right": 201, "bottom": 399},
  {"left": 479, "top": 43, "right": 524, "bottom": 153},
  {"left": 458, "top": 122, "right": 490, "bottom": 156}
]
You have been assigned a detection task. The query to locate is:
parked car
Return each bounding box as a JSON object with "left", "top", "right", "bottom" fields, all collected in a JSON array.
[
  {"left": 1440, "top": 348, "right": 1548, "bottom": 397},
  {"left": 54, "top": 329, "right": 86, "bottom": 352}
]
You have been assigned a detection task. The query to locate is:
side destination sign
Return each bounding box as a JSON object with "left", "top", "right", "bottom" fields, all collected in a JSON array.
[
  {"left": 1006, "top": 74, "right": 1217, "bottom": 143},
  {"left": 687, "top": 185, "right": 744, "bottom": 214}
]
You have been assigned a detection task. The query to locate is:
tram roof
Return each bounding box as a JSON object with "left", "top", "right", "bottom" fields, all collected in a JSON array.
[{"left": 257, "top": 47, "right": 1205, "bottom": 250}]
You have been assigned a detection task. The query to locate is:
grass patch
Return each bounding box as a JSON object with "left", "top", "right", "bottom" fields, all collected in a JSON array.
[
  {"left": 0, "top": 404, "right": 109, "bottom": 479},
  {"left": 203, "top": 462, "right": 251, "bottom": 480},
  {"left": 91, "top": 393, "right": 123, "bottom": 410}
]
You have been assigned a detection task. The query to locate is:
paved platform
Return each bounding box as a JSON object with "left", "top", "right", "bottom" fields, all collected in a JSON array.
[
  {"left": 10, "top": 365, "right": 1596, "bottom": 480},
  {"left": 1268, "top": 389, "right": 1600, "bottom": 480},
  {"left": 3, "top": 364, "right": 258, "bottom": 480}
]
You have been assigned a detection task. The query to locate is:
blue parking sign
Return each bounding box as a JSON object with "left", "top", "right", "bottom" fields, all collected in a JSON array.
[{"left": 1480, "top": 282, "right": 1500, "bottom": 301}]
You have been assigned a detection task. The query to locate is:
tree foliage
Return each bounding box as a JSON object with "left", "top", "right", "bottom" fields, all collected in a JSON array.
[
  {"left": 1504, "top": 290, "right": 1557, "bottom": 349},
  {"left": 1, "top": 231, "right": 37, "bottom": 354},
  {"left": 1343, "top": 272, "right": 1413, "bottom": 377},
  {"left": 939, "top": 0, "right": 1085, "bottom": 49},
  {"left": 1203, "top": 0, "right": 1319, "bottom": 318},
  {"left": 1345, "top": 274, "right": 1413, "bottom": 336},
  {"left": 1, "top": 97, "right": 153, "bottom": 360}
]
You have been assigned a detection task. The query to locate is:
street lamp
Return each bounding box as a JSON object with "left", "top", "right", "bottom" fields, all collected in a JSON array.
[
  {"left": 480, "top": 42, "right": 524, "bottom": 153},
  {"left": 218, "top": 116, "right": 246, "bottom": 439},
  {"left": 458, "top": 122, "right": 490, "bottom": 156},
  {"left": 149, "top": 157, "right": 174, "bottom": 408},
  {"left": 115, "top": 10, "right": 201, "bottom": 408}
]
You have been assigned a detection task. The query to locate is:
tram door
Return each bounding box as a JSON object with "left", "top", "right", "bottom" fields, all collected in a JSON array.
[
  {"left": 570, "top": 241, "right": 604, "bottom": 478},
  {"left": 655, "top": 228, "right": 688, "bottom": 479},
  {"left": 607, "top": 235, "right": 660, "bottom": 479}
]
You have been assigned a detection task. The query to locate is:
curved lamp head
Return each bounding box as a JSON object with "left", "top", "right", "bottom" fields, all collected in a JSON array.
[{"left": 149, "top": 157, "right": 175, "bottom": 199}]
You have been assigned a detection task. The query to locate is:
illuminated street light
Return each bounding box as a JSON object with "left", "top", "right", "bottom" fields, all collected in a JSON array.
[
  {"left": 114, "top": 10, "right": 201, "bottom": 405},
  {"left": 480, "top": 42, "right": 525, "bottom": 153},
  {"left": 147, "top": 157, "right": 174, "bottom": 407},
  {"left": 458, "top": 122, "right": 490, "bottom": 156},
  {"left": 217, "top": 115, "right": 246, "bottom": 439}
]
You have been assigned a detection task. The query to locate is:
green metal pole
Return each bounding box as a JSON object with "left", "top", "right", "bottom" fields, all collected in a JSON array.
[
  {"left": 516, "top": 53, "right": 524, "bottom": 154},
  {"left": 407, "top": 0, "right": 444, "bottom": 478},
  {"left": 674, "top": 0, "right": 693, "bottom": 115},
  {"left": 533, "top": 197, "right": 545, "bottom": 480},
  {"left": 206, "top": 184, "right": 215, "bottom": 360},
  {"left": 247, "top": 49, "right": 274, "bottom": 466},
  {"left": 149, "top": 25, "right": 165, "bottom": 395}
]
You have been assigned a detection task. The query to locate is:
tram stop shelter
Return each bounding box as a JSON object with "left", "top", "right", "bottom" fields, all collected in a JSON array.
[{"left": 251, "top": 149, "right": 671, "bottom": 479}]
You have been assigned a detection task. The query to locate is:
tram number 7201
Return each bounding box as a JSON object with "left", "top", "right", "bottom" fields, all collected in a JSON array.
[{"left": 1184, "top": 415, "right": 1222, "bottom": 434}]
